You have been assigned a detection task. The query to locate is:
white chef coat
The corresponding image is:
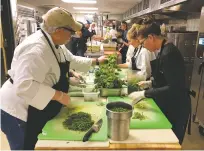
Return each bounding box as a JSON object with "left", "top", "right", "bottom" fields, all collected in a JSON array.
[
  {"left": 0, "top": 29, "right": 92, "bottom": 122},
  {"left": 128, "top": 46, "right": 156, "bottom": 79},
  {"left": 109, "top": 29, "right": 117, "bottom": 39},
  {"left": 126, "top": 45, "right": 135, "bottom": 63}
]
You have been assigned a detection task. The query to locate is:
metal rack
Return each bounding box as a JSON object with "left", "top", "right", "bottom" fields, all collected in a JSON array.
[{"left": 15, "top": 5, "right": 37, "bottom": 46}]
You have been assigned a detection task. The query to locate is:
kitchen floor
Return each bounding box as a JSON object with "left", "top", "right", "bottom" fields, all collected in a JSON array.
[{"left": 1, "top": 122, "right": 204, "bottom": 150}]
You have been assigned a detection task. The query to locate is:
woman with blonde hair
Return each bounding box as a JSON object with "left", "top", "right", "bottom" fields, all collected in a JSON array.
[{"left": 119, "top": 23, "right": 155, "bottom": 80}]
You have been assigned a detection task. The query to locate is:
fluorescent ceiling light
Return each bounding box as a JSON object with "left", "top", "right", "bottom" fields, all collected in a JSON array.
[
  {"left": 18, "top": 5, "right": 34, "bottom": 10},
  {"left": 73, "top": 7, "right": 98, "bottom": 10},
  {"left": 62, "top": 0, "right": 96, "bottom": 4},
  {"left": 79, "top": 11, "right": 96, "bottom": 14}
]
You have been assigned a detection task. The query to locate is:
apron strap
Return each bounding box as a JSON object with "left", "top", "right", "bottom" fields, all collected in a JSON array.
[{"left": 41, "top": 29, "right": 60, "bottom": 64}]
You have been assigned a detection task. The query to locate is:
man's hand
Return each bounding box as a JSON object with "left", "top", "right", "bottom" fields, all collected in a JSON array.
[
  {"left": 137, "top": 80, "right": 152, "bottom": 89},
  {"left": 128, "top": 91, "right": 145, "bottom": 105},
  {"left": 70, "top": 77, "right": 81, "bottom": 86},
  {"left": 72, "top": 71, "right": 83, "bottom": 80},
  {"left": 58, "top": 93, "right": 70, "bottom": 106},
  {"left": 53, "top": 91, "right": 70, "bottom": 106}
]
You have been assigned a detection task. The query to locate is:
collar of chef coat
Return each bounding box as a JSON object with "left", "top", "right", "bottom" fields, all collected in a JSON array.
[
  {"left": 41, "top": 28, "right": 63, "bottom": 62},
  {"left": 154, "top": 48, "right": 161, "bottom": 57},
  {"left": 41, "top": 28, "right": 57, "bottom": 49}
]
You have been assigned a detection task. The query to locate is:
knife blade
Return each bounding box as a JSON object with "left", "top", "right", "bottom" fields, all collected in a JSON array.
[{"left": 82, "top": 118, "right": 103, "bottom": 142}]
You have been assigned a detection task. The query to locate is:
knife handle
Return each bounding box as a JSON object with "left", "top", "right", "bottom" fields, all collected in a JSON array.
[{"left": 83, "top": 128, "right": 95, "bottom": 142}]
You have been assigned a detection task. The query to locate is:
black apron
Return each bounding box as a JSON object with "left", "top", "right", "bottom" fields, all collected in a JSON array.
[
  {"left": 23, "top": 30, "right": 70, "bottom": 149},
  {"left": 131, "top": 46, "right": 142, "bottom": 71},
  {"left": 150, "top": 39, "right": 191, "bottom": 144}
]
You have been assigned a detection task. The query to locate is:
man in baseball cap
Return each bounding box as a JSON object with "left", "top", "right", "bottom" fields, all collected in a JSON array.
[
  {"left": 42, "top": 7, "right": 82, "bottom": 32},
  {"left": 41, "top": 7, "right": 82, "bottom": 45},
  {"left": 0, "top": 6, "right": 107, "bottom": 150}
]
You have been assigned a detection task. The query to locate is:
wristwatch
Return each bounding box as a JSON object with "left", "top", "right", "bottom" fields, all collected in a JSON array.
[{"left": 96, "top": 58, "right": 99, "bottom": 65}]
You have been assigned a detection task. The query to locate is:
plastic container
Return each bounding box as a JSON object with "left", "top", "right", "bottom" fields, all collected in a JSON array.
[
  {"left": 100, "top": 88, "right": 122, "bottom": 97},
  {"left": 83, "top": 88, "right": 100, "bottom": 102}
]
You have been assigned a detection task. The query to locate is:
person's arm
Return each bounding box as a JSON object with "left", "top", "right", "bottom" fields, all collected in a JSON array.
[
  {"left": 144, "top": 48, "right": 186, "bottom": 98},
  {"left": 61, "top": 45, "right": 107, "bottom": 72},
  {"left": 15, "top": 47, "right": 69, "bottom": 110},
  {"left": 123, "top": 41, "right": 129, "bottom": 47},
  {"left": 92, "top": 35, "right": 104, "bottom": 41},
  {"left": 118, "top": 63, "right": 128, "bottom": 68}
]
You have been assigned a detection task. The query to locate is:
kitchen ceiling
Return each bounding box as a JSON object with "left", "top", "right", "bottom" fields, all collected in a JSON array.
[{"left": 18, "top": 0, "right": 142, "bottom": 14}]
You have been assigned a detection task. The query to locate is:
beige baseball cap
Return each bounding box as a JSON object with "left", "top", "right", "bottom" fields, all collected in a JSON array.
[{"left": 42, "top": 7, "right": 82, "bottom": 31}]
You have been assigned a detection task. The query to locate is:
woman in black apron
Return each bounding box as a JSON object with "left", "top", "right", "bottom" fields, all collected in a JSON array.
[
  {"left": 129, "top": 22, "right": 191, "bottom": 144},
  {"left": 23, "top": 29, "right": 71, "bottom": 149},
  {"left": 131, "top": 46, "right": 142, "bottom": 71}
]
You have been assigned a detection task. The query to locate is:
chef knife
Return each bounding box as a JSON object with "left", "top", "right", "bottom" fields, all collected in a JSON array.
[
  {"left": 132, "top": 98, "right": 146, "bottom": 106},
  {"left": 82, "top": 118, "right": 103, "bottom": 142}
]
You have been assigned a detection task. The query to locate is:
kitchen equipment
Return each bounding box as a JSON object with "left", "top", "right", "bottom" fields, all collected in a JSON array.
[
  {"left": 102, "top": 42, "right": 117, "bottom": 51},
  {"left": 108, "top": 97, "right": 172, "bottom": 129},
  {"left": 132, "top": 98, "right": 146, "bottom": 106},
  {"left": 190, "top": 6, "right": 204, "bottom": 136},
  {"left": 106, "top": 102, "right": 133, "bottom": 141},
  {"left": 83, "top": 119, "right": 103, "bottom": 142},
  {"left": 38, "top": 101, "right": 107, "bottom": 141},
  {"left": 167, "top": 32, "right": 197, "bottom": 88},
  {"left": 100, "top": 88, "right": 122, "bottom": 97},
  {"left": 83, "top": 87, "right": 100, "bottom": 102},
  {"left": 36, "top": 140, "right": 110, "bottom": 149},
  {"left": 109, "top": 129, "right": 179, "bottom": 144}
]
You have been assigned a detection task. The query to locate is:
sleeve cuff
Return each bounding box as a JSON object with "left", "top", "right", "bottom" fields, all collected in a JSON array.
[
  {"left": 29, "top": 84, "right": 55, "bottom": 110},
  {"left": 144, "top": 89, "right": 151, "bottom": 98}
]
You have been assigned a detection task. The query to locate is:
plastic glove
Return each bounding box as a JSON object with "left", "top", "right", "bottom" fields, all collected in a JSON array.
[
  {"left": 70, "top": 77, "right": 81, "bottom": 86},
  {"left": 98, "top": 55, "right": 108, "bottom": 64},
  {"left": 71, "top": 71, "right": 86, "bottom": 84},
  {"left": 137, "top": 80, "right": 152, "bottom": 89},
  {"left": 72, "top": 71, "right": 83, "bottom": 79},
  {"left": 128, "top": 90, "right": 145, "bottom": 105}
]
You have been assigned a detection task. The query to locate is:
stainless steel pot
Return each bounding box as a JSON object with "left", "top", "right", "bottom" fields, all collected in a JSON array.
[{"left": 106, "top": 101, "right": 133, "bottom": 141}]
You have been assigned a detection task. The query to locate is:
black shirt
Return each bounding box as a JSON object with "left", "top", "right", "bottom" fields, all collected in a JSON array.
[
  {"left": 82, "top": 28, "right": 95, "bottom": 43},
  {"left": 145, "top": 43, "right": 186, "bottom": 99}
]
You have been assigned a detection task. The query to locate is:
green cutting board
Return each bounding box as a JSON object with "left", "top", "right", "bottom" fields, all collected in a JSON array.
[
  {"left": 108, "top": 97, "right": 172, "bottom": 129},
  {"left": 38, "top": 101, "right": 107, "bottom": 141}
]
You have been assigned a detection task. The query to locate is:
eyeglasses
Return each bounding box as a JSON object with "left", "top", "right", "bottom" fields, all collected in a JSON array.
[
  {"left": 58, "top": 27, "right": 76, "bottom": 35},
  {"left": 63, "top": 27, "right": 76, "bottom": 35}
]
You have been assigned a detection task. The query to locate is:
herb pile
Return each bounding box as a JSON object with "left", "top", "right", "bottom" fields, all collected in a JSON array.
[
  {"left": 134, "top": 102, "right": 147, "bottom": 109},
  {"left": 96, "top": 102, "right": 105, "bottom": 106},
  {"left": 63, "top": 112, "right": 94, "bottom": 131},
  {"left": 94, "top": 54, "right": 126, "bottom": 89},
  {"left": 128, "top": 77, "right": 140, "bottom": 91},
  {"left": 110, "top": 107, "right": 130, "bottom": 112},
  {"left": 132, "top": 112, "right": 148, "bottom": 120}
]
